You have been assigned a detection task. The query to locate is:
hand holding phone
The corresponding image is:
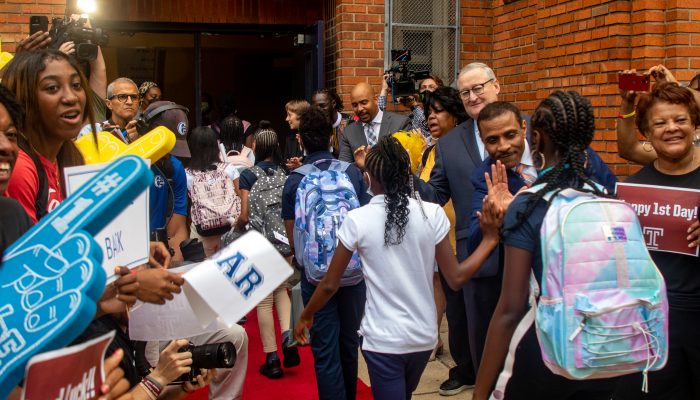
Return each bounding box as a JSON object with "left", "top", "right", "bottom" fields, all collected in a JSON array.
[{"left": 29, "top": 15, "right": 48, "bottom": 35}]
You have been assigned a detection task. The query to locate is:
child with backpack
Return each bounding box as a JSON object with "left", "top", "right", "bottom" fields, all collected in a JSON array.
[
  {"left": 185, "top": 126, "right": 241, "bottom": 257},
  {"left": 293, "top": 135, "right": 505, "bottom": 400},
  {"left": 281, "top": 106, "right": 371, "bottom": 400},
  {"left": 473, "top": 91, "right": 667, "bottom": 400},
  {"left": 236, "top": 121, "right": 300, "bottom": 379}
]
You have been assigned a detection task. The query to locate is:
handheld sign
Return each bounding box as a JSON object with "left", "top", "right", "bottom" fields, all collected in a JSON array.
[
  {"left": 617, "top": 182, "right": 700, "bottom": 257},
  {"left": 75, "top": 126, "right": 176, "bottom": 164},
  {"left": 22, "top": 331, "right": 115, "bottom": 400},
  {"left": 184, "top": 231, "right": 293, "bottom": 328},
  {"left": 0, "top": 156, "right": 152, "bottom": 399}
]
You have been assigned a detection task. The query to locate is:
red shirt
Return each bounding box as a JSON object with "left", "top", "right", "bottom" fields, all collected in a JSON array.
[{"left": 4, "top": 149, "right": 64, "bottom": 223}]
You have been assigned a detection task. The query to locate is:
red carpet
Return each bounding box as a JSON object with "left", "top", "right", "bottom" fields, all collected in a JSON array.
[{"left": 186, "top": 309, "right": 373, "bottom": 400}]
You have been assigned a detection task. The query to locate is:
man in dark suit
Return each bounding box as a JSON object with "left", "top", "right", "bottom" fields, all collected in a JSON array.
[
  {"left": 338, "top": 82, "right": 411, "bottom": 162},
  {"left": 414, "top": 62, "right": 503, "bottom": 396}
]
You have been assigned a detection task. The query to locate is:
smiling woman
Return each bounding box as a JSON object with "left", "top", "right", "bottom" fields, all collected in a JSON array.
[{"left": 2, "top": 49, "right": 97, "bottom": 222}]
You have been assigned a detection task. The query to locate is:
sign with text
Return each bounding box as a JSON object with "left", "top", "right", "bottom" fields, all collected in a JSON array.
[
  {"left": 184, "top": 231, "right": 293, "bottom": 327},
  {"left": 65, "top": 161, "right": 151, "bottom": 281},
  {"left": 22, "top": 331, "right": 115, "bottom": 400},
  {"left": 0, "top": 156, "right": 152, "bottom": 399},
  {"left": 616, "top": 182, "right": 700, "bottom": 257},
  {"left": 128, "top": 265, "right": 226, "bottom": 341}
]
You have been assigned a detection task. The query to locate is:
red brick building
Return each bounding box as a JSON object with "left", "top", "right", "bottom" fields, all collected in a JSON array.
[{"left": 1, "top": 0, "right": 699, "bottom": 174}]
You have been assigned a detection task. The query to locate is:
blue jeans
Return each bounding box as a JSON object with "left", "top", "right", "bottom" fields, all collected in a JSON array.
[
  {"left": 301, "top": 272, "right": 366, "bottom": 400},
  {"left": 362, "top": 350, "right": 432, "bottom": 400}
]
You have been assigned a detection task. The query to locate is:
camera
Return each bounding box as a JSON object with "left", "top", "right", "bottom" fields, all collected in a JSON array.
[
  {"left": 172, "top": 341, "right": 237, "bottom": 384},
  {"left": 385, "top": 49, "right": 430, "bottom": 98},
  {"left": 47, "top": 17, "right": 109, "bottom": 61}
]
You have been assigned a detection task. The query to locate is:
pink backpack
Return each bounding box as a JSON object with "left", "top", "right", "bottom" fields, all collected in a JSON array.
[{"left": 189, "top": 163, "right": 241, "bottom": 231}]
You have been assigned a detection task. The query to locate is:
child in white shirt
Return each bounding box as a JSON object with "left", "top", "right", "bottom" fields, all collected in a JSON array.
[{"left": 295, "top": 136, "right": 504, "bottom": 399}]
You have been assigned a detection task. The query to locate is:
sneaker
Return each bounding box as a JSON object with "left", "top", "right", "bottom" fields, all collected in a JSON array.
[
  {"left": 282, "top": 338, "right": 301, "bottom": 368},
  {"left": 438, "top": 377, "right": 474, "bottom": 396},
  {"left": 259, "top": 358, "right": 283, "bottom": 379}
]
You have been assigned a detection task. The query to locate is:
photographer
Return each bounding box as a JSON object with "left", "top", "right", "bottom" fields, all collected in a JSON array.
[{"left": 379, "top": 72, "right": 442, "bottom": 140}]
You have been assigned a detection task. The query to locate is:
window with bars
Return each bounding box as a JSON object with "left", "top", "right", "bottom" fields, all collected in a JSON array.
[{"left": 386, "top": 0, "right": 459, "bottom": 86}]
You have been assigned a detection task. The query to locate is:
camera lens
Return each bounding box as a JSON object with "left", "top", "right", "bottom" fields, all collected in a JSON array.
[{"left": 191, "top": 342, "right": 236, "bottom": 369}]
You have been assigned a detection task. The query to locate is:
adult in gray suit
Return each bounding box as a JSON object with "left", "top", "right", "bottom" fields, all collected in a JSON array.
[{"left": 338, "top": 82, "right": 411, "bottom": 162}]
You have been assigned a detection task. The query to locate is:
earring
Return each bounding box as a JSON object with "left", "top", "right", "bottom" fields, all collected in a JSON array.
[
  {"left": 532, "top": 150, "right": 546, "bottom": 171},
  {"left": 642, "top": 141, "right": 654, "bottom": 152}
]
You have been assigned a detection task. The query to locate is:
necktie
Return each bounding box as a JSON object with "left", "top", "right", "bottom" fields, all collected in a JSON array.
[
  {"left": 516, "top": 163, "right": 537, "bottom": 187},
  {"left": 366, "top": 122, "right": 377, "bottom": 147}
]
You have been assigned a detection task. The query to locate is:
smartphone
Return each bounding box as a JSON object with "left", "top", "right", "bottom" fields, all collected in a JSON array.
[
  {"left": 29, "top": 16, "right": 48, "bottom": 35},
  {"left": 618, "top": 73, "right": 651, "bottom": 92}
]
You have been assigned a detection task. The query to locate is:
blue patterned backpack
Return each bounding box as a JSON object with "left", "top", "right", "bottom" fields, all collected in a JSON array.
[{"left": 293, "top": 159, "right": 363, "bottom": 286}]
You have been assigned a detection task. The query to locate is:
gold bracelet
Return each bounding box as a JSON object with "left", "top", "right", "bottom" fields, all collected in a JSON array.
[{"left": 618, "top": 110, "right": 636, "bottom": 119}]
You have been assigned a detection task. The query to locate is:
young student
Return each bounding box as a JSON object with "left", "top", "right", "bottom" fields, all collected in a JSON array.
[
  {"left": 473, "top": 91, "right": 619, "bottom": 400},
  {"left": 294, "top": 136, "right": 505, "bottom": 400},
  {"left": 185, "top": 126, "right": 241, "bottom": 257},
  {"left": 2, "top": 49, "right": 97, "bottom": 222},
  {"left": 282, "top": 106, "right": 370, "bottom": 400},
  {"left": 236, "top": 121, "right": 299, "bottom": 379}
]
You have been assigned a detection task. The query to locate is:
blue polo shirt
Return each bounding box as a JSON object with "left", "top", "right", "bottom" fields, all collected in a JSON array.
[
  {"left": 281, "top": 151, "right": 371, "bottom": 220},
  {"left": 149, "top": 155, "right": 188, "bottom": 232}
]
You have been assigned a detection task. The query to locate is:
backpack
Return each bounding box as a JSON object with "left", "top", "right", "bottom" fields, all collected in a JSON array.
[
  {"left": 188, "top": 163, "right": 241, "bottom": 231},
  {"left": 293, "top": 159, "right": 363, "bottom": 286},
  {"left": 219, "top": 142, "right": 254, "bottom": 171},
  {"left": 248, "top": 165, "right": 291, "bottom": 256},
  {"left": 492, "top": 186, "right": 668, "bottom": 398}
]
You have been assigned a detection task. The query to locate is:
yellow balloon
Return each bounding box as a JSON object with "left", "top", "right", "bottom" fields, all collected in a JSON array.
[{"left": 76, "top": 126, "right": 176, "bottom": 164}]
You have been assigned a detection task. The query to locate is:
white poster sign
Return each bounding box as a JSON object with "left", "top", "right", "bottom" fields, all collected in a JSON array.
[
  {"left": 64, "top": 161, "right": 150, "bottom": 282},
  {"left": 184, "top": 231, "right": 293, "bottom": 327}
]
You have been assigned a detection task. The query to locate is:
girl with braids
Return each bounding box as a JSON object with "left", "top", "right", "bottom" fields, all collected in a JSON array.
[
  {"left": 235, "top": 121, "right": 300, "bottom": 379},
  {"left": 219, "top": 114, "right": 254, "bottom": 166},
  {"left": 295, "top": 135, "right": 504, "bottom": 400},
  {"left": 473, "top": 91, "right": 618, "bottom": 400}
]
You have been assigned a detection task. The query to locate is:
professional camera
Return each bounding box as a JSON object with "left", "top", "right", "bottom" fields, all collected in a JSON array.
[
  {"left": 48, "top": 17, "right": 109, "bottom": 61},
  {"left": 384, "top": 49, "right": 430, "bottom": 98},
  {"left": 172, "top": 341, "right": 237, "bottom": 384}
]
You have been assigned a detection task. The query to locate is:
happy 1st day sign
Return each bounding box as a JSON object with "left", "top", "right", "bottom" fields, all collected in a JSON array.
[{"left": 616, "top": 182, "right": 700, "bottom": 257}]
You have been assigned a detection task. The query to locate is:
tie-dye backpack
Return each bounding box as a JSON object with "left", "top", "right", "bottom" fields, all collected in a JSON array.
[
  {"left": 293, "top": 159, "right": 363, "bottom": 286},
  {"left": 492, "top": 186, "right": 668, "bottom": 399}
]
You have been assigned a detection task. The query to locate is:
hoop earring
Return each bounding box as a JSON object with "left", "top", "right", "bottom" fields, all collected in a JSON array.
[
  {"left": 532, "top": 150, "right": 546, "bottom": 171},
  {"left": 642, "top": 141, "right": 654, "bottom": 152}
]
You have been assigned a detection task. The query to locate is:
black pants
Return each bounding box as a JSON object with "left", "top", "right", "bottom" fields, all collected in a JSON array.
[
  {"left": 463, "top": 274, "right": 502, "bottom": 372},
  {"left": 614, "top": 307, "right": 700, "bottom": 400},
  {"left": 438, "top": 270, "right": 475, "bottom": 384}
]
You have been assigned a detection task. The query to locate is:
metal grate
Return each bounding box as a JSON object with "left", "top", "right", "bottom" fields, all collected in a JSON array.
[{"left": 386, "top": 0, "right": 459, "bottom": 86}]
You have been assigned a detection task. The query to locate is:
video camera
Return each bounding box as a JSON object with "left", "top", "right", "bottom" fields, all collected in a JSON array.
[
  {"left": 172, "top": 341, "right": 237, "bottom": 384},
  {"left": 385, "top": 49, "right": 430, "bottom": 99},
  {"left": 48, "top": 17, "right": 108, "bottom": 62}
]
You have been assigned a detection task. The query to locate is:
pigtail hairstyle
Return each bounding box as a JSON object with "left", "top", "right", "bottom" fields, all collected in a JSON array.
[
  {"left": 506, "top": 90, "right": 606, "bottom": 233},
  {"left": 364, "top": 136, "right": 412, "bottom": 246}
]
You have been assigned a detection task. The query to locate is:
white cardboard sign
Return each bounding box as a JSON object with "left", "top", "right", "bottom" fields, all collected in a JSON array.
[
  {"left": 184, "top": 231, "right": 293, "bottom": 328},
  {"left": 64, "top": 161, "right": 150, "bottom": 282}
]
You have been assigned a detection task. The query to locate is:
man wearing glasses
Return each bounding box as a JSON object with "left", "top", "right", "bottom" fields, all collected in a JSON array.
[
  {"left": 413, "top": 62, "right": 503, "bottom": 396},
  {"left": 104, "top": 77, "right": 140, "bottom": 143}
]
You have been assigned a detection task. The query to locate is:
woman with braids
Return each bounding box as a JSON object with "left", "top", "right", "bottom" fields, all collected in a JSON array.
[
  {"left": 473, "top": 91, "right": 619, "bottom": 400},
  {"left": 295, "top": 135, "right": 504, "bottom": 400},
  {"left": 235, "top": 121, "right": 300, "bottom": 379},
  {"left": 613, "top": 83, "right": 700, "bottom": 399}
]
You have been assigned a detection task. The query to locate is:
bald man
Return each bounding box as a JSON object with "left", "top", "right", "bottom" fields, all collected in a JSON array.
[{"left": 338, "top": 82, "right": 411, "bottom": 162}]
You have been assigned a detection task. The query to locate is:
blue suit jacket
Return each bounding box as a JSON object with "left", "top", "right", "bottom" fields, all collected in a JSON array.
[
  {"left": 467, "top": 147, "right": 617, "bottom": 277},
  {"left": 415, "top": 118, "right": 484, "bottom": 265}
]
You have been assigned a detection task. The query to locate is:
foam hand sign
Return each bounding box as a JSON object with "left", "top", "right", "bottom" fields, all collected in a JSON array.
[
  {"left": 0, "top": 155, "right": 152, "bottom": 398},
  {"left": 75, "top": 126, "right": 176, "bottom": 164}
]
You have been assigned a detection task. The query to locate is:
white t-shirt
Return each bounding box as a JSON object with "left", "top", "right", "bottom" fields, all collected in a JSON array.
[{"left": 337, "top": 195, "right": 450, "bottom": 354}]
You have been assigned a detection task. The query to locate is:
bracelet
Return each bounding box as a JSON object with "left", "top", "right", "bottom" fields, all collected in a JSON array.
[
  {"left": 618, "top": 110, "right": 636, "bottom": 119},
  {"left": 138, "top": 382, "right": 157, "bottom": 400},
  {"left": 140, "top": 376, "right": 162, "bottom": 398},
  {"left": 144, "top": 375, "right": 164, "bottom": 392}
]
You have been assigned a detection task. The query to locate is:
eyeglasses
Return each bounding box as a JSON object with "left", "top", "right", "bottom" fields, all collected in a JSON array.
[
  {"left": 110, "top": 93, "right": 139, "bottom": 103},
  {"left": 459, "top": 79, "right": 494, "bottom": 100}
]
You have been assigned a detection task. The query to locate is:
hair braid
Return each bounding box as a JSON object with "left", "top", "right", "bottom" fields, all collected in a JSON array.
[{"left": 365, "top": 136, "right": 412, "bottom": 246}]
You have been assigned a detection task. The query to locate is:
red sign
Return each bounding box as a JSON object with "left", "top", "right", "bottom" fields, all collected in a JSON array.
[
  {"left": 616, "top": 182, "right": 700, "bottom": 257},
  {"left": 22, "top": 331, "right": 114, "bottom": 400}
]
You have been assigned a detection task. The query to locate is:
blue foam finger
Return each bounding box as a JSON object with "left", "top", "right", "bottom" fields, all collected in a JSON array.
[{"left": 0, "top": 155, "right": 152, "bottom": 398}]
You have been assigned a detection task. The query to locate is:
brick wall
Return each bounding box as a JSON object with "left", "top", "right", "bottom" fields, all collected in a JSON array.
[{"left": 0, "top": 1, "right": 66, "bottom": 53}]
